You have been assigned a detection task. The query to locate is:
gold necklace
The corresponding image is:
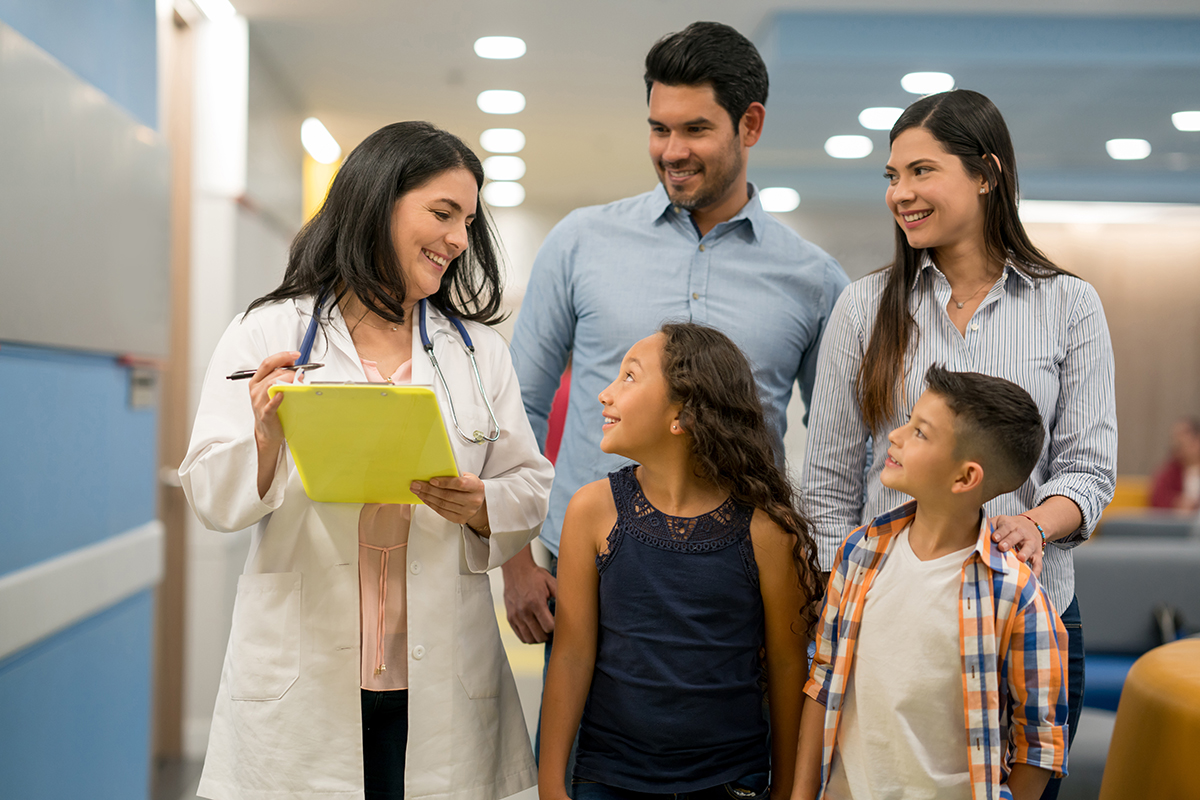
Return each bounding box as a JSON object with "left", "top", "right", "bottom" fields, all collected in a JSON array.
[{"left": 949, "top": 279, "right": 993, "bottom": 309}]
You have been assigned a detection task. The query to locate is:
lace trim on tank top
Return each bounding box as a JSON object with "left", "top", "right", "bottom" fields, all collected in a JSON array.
[{"left": 598, "top": 465, "right": 758, "bottom": 586}]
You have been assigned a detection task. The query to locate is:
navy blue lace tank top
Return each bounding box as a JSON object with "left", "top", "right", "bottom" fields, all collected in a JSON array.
[{"left": 573, "top": 465, "right": 769, "bottom": 792}]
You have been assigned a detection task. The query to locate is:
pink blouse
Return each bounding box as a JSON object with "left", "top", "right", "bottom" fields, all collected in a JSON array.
[{"left": 359, "top": 356, "right": 413, "bottom": 691}]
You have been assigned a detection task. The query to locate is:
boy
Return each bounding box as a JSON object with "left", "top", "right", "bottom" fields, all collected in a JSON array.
[{"left": 793, "top": 365, "right": 1069, "bottom": 800}]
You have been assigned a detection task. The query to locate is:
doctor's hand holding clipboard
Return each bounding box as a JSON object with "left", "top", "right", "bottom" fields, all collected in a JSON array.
[{"left": 179, "top": 121, "right": 553, "bottom": 800}]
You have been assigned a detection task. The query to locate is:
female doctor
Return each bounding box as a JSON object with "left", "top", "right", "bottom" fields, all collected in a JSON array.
[{"left": 180, "top": 121, "right": 554, "bottom": 800}]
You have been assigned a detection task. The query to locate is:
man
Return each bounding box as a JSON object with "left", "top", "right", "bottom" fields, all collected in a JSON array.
[{"left": 506, "top": 21, "right": 848, "bottom": 648}]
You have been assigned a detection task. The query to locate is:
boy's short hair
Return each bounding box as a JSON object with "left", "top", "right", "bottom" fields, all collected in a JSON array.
[
  {"left": 924, "top": 365, "right": 1045, "bottom": 498},
  {"left": 643, "top": 22, "right": 768, "bottom": 128}
]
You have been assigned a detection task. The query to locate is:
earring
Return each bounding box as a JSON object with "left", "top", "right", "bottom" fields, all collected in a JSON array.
[
  {"left": 671, "top": 423, "right": 678, "bottom": 431},
  {"left": 979, "top": 187, "right": 987, "bottom": 194}
]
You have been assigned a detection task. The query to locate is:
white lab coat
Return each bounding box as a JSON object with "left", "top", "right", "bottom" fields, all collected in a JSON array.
[{"left": 180, "top": 296, "right": 553, "bottom": 800}]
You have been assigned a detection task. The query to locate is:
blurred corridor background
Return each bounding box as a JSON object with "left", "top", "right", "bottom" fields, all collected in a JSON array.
[{"left": 1, "top": 1, "right": 1199, "bottom": 798}]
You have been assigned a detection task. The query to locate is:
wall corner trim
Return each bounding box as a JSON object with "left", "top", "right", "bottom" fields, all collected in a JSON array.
[{"left": 0, "top": 521, "right": 165, "bottom": 661}]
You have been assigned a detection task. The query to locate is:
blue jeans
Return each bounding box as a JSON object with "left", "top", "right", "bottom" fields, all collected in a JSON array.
[
  {"left": 572, "top": 772, "right": 769, "bottom": 800},
  {"left": 1038, "top": 595, "right": 1084, "bottom": 800}
]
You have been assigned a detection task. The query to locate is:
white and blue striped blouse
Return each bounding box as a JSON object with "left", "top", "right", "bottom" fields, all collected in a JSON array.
[{"left": 800, "top": 255, "right": 1117, "bottom": 612}]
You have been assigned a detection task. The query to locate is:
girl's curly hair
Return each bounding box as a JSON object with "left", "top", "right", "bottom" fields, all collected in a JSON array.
[{"left": 660, "top": 322, "right": 823, "bottom": 636}]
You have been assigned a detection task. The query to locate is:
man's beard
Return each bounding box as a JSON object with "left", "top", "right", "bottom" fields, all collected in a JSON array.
[{"left": 660, "top": 140, "right": 743, "bottom": 212}]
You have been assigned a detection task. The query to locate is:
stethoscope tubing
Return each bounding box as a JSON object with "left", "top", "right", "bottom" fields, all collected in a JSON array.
[{"left": 299, "top": 293, "right": 500, "bottom": 445}]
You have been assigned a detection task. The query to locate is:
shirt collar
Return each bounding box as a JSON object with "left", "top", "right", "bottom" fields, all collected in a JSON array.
[
  {"left": 865, "top": 499, "right": 1013, "bottom": 575},
  {"left": 918, "top": 251, "right": 1036, "bottom": 290},
  {"left": 648, "top": 181, "right": 765, "bottom": 243}
]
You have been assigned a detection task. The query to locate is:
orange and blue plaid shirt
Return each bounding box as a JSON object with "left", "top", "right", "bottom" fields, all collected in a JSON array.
[{"left": 804, "top": 501, "right": 1069, "bottom": 800}]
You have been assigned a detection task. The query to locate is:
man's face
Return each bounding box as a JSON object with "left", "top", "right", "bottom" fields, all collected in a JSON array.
[{"left": 647, "top": 82, "right": 744, "bottom": 213}]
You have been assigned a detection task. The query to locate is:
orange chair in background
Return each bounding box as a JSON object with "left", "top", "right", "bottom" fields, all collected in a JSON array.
[{"left": 1098, "top": 639, "right": 1200, "bottom": 800}]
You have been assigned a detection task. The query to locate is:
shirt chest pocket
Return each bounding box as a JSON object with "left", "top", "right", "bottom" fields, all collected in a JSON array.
[{"left": 228, "top": 572, "right": 302, "bottom": 701}]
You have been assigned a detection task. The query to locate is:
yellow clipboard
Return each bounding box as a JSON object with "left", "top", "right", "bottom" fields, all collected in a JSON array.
[{"left": 267, "top": 383, "right": 459, "bottom": 504}]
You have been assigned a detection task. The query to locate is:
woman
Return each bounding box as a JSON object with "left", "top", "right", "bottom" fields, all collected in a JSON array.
[
  {"left": 180, "top": 121, "right": 553, "bottom": 800},
  {"left": 799, "top": 90, "right": 1116, "bottom": 800}
]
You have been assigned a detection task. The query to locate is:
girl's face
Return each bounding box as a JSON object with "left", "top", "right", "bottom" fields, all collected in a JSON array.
[
  {"left": 885, "top": 126, "right": 989, "bottom": 254},
  {"left": 598, "top": 333, "right": 681, "bottom": 458},
  {"left": 391, "top": 167, "right": 477, "bottom": 309}
]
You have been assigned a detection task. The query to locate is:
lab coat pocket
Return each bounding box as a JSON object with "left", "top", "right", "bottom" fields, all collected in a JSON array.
[
  {"left": 455, "top": 574, "right": 503, "bottom": 699},
  {"left": 229, "top": 572, "right": 302, "bottom": 701}
]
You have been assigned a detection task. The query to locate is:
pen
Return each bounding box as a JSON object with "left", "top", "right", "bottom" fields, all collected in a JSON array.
[{"left": 226, "top": 363, "right": 324, "bottom": 380}]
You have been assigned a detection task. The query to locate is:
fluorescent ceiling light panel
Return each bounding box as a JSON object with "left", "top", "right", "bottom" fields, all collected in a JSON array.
[
  {"left": 1172, "top": 111, "right": 1200, "bottom": 132},
  {"left": 901, "top": 72, "right": 954, "bottom": 95},
  {"left": 858, "top": 107, "right": 904, "bottom": 131},
  {"left": 825, "top": 135, "right": 874, "bottom": 159},
  {"left": 193, "top": 0, "right": 237, "bottom": 20},
  {"left": 480, "top": 128, "right": 526, "bottom": 153},
  {"left": 477, "top": 90, "right": 525, "bottom": 115},
  {"left": 483, "top": 181, "right": 525, "bottom": 207},
  {"left": 300, "top": 117, "right": 341, "bottom": 164},
  {"left": 759, "top": 187, "right": 801, "bottom": 213},
  {"left": 1105, "top": 138, "right": 1152, "bottom": 160},
  {"left": 483, "top": 156, "right": 526, "bottom": 181},
  {"left": 474, "top": 36, "right": 526, "bottom": 59}
]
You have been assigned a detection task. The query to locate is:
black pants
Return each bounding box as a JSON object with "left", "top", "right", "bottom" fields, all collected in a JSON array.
[{"left": 362, "top": 688, "right": 408, "bottom": 799}]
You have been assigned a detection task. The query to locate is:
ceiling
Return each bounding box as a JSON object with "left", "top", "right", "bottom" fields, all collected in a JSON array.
[{"left": 235, "top": 0, "right": 1200, "bottom": 212}]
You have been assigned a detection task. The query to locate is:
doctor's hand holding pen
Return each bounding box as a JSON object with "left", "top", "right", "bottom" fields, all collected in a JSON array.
[{"left": 248, "top": 350, "right": 300, "bottom": 499}]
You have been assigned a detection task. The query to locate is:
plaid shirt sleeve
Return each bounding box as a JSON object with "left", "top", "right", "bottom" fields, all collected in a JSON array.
[
  {"left": 1004, "top": 576, "right": 1070, "bottom": 779},
  {"left": 804, "top": 535, "right": 853, "bottom": 706}
]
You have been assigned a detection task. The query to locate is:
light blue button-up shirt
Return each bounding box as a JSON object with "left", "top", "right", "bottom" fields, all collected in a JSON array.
[{"left": 511, "top": 183, "right": 849, "bottom": 554}]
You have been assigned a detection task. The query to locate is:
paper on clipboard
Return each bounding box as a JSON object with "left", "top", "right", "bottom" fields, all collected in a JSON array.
[{"left": 267, "top": 383, "right": 459, "bottom": 504}]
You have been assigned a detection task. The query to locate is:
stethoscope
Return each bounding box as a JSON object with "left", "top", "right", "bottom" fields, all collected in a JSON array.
[{"left": 297, "top": 292, "right": 501, "bottom": 445}]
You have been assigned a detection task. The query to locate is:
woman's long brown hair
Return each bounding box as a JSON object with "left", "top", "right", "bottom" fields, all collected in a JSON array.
[
  {"left": 859, "top": 90, "right": 1072, "bottom": 433},
  {"left": 660, "top": 322, "right": 823, "bottom": 637}
]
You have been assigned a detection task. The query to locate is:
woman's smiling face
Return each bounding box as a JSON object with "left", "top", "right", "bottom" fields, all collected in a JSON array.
[
  {"left": 885, "top": 126, "right": 989, "bottom": 254},
  {"left": 391, "top": 167, "right": 477, "bottom": 308}
]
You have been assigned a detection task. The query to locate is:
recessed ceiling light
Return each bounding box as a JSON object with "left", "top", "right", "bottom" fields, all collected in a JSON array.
[
  {"left": 858, "top": 107, "right": 904, "bottom": 131},
  {"left": 474, "top": 36, "right": 526, "bottom": 60},
  {"left": 480, "top": 128, "right": 526, "bottom": 153},
  {"left": 477, "top": 90, "right": 525, "bottom": 115},
  {"left": 193, "top": 0, "right": 237, "bottom": 20},
  {"left": 483, "top": 181, "right": 525, "bottom": 207},
  {"left": 1105, "top": 138, "right": 1152, "bottom": 160},
  {"left": 825, "top": 135, "right": 874, "bottom": 159},
  {"left": 759, "top": 187, "right": 801, "bottom": 213},
  {"left": 901, "top": 72, "right": 954, "bottom": 95},
  {"left": 1172, "top": 111, "right": 1200, "bottom": 132},
  {"left": 483, "top": 156, "right": 526, "bottom": 181},
  {"left": 300, "top": 117, "right": 341, "bottom": 164}
]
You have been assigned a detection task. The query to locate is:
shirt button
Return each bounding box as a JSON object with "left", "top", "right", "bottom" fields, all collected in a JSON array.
[
  {"left": 692, "top": 292, "right": 700, "bottom": 300},
  {"left": 410, "top": 561, "right": 421, "bottom": 575},
  {"left": 673, "top": 206, "right": 681, "bottom": 213},
  {"left": 412, "top": 645, "right": 426, "bottom": 660},
  {"left": 698, "top": 244, "right": 706, "bottom": 252},
  {"left": 970, "top": 323, "right": 979, "bottom": 331}
]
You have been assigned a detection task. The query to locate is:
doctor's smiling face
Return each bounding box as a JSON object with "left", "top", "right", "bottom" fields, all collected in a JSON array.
[{"left": 391, "top": 167, "right": 477, "bottom": 310}]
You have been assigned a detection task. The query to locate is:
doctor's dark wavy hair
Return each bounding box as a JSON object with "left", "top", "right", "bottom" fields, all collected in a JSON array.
[
  {"left": 659, "top": 322, "right": 823, "bottom": 637},
  {"left": 858, "top": 90, "right": 1073, "bottom": 433},
  {"left": 247, "top": 121, "right": 505, "bottom": 326}
]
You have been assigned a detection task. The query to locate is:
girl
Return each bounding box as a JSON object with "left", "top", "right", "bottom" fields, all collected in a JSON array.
[
  {"left": 539, "top": 322, "right": 821, "bottom": 800},
  {"left": 180, "top": 121, "right": 553, "bottom": 800},
  {"left": 799, "top": 90, "right": 1116, "bottom": 800}
]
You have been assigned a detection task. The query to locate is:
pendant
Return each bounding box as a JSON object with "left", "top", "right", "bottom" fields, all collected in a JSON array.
[{"left": 956, "top": 302, "right": 965, "bottom": 309}]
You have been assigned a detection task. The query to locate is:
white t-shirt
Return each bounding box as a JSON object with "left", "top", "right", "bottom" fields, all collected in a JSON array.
[{"left": 825, "top": 527, "right": 974, "bottom": 800}]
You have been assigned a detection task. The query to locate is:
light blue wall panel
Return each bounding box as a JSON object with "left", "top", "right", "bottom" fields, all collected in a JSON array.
[
  {"left": 0, "top": 590, "right": 153, "bottom": 800},
  {"left": 0, "top": 343, "right": 157, "bottom": 575},
  {"left": 0, "top": 0, "right": 156, "bottom": 126}
]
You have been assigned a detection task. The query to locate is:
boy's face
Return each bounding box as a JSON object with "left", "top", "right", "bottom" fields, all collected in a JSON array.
[{"left": 881, "top": 390, "right": 971, "bottom": 500}]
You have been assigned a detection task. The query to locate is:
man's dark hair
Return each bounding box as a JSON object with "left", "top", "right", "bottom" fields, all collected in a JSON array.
[
  {"left": 924, "top": 365, "right": 1045, "bottom": 498},
  {"left": 644, "top": 21, "right": 768, "bottom": 128}
]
